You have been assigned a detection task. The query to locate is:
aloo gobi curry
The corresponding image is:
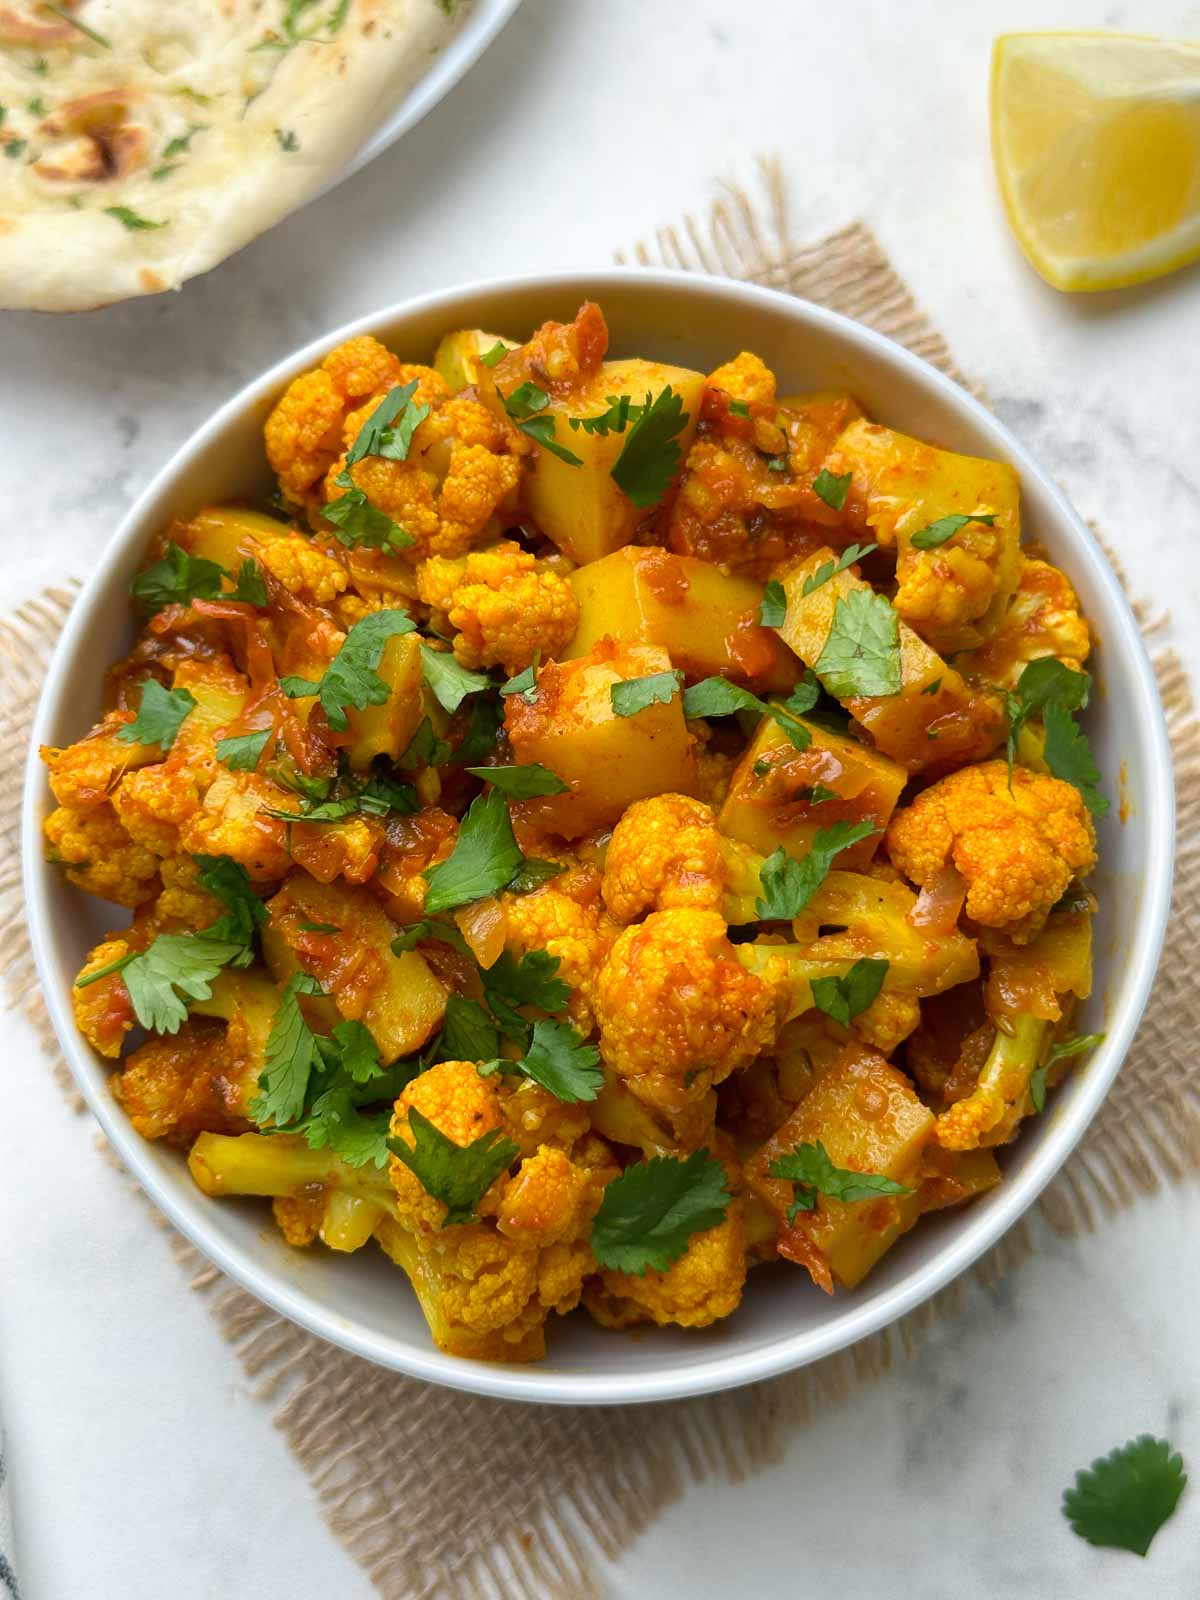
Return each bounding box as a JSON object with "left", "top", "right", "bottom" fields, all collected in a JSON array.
[{"left": 43, "top": 303, "right": 1105, "bottom": 1362}]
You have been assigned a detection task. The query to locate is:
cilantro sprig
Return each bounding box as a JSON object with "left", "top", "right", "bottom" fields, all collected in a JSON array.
[
  {"left": 320, "top": 381, "right": 427, "bottom": 550},
  {"left": 1062, "top": 1435, "right": 1186, "bottom": 1557},
  {"left": 590, "top": 1150, "right": 731, "bottom": 1274},
  {"left": 909, "top": 511, "right": 997, "bottom": 550},
  {"left": 756, "top": 820, "right": 877, "bottom": 920},
  {"left": 814, "top": 588, "right": 902, "bottom": 698},
  {"left": 609, "top": 670, "right": 684, "bottom": 718},
  {"left": 611, "top": 386, "right": 690, "bottom": 509},
  {"left": 768, "top": 1139, "right": 911, "bottom": 1223},
  {"left": 280, "top": 610, "right": 415, "bottom": 731},
  {"left": 1005, "top": 657, "right": 1108, "bottom": 816},
  {"left": 419, "top": 643, "right": 491, "bottom": 713},
  {"left": 216, "top": 728, "right": 272, "bottom": 772},
  {"left": 812, "top": 467, "right": 852, "bottom": 510},
  {"left": 387, "top": 1109, "right": 518, "bottom": 1226},
  {"left": 480, "top": 1018, "right": 603, "bottom": 1103}
]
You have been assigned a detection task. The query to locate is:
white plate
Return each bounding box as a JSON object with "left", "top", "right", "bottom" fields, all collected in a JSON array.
[{"left": 23, "top": 270, "right": 1175, "bottom": 1406}]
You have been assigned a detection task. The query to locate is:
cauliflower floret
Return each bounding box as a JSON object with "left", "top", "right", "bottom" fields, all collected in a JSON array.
[
  {"left": 72, "top": 933, "right": 138, "bottom": 1058},
  {"left": 41, "top": 709, "right": 156, "bottom": 809},
  {"left": 153, "top": 853, "right": 224, "bottom": 929},
  {"left": 887, "top": 760, "right": 1096, "bottom": 944},
  {"left": 695, "top": 745, "right": 737, "bottom": 810},
  {"left": 113, "top": 1018, "right": 251, "bottom": 1145},
  {"left": 111, "top": 763, "right": 206, "bottom": 857},
  {"left": 602, "top": 794, "right": 726, "bottom": 923},
  {"left": 264, "top": 335, "right": 404, "bottom": 501},
  {"left": 894, "top": 530, "right": 1002, "bottom": 643},
  {"left": 418, "top": 541, "right": 578, "bottom": 674},
  {"left": 44, "top": 802, "right": 160, "bottom": 908},
  {"left": 707, "top": 351, "right": 776, "bottom": 409},
  {"left": 587, "top": 1203, "right": 747, "bottom": 1330},
  {"left": 256, "top": 533, "right": 348, "bottom": 604},
  {"left": 388, "top": 1060, "right": 512, "bottom": 1235},
  {"left": 595, "top": 909, "right": 778, "bottom": 1116},
  {"left": 968, "top": 556, "right": 1092, "bottom": 690},
  {"left": 501, "top": 868, "right": 617, "bottom": 1033},
  {"left": 177, "top": 771, "right": 292, "bottom": 882}
]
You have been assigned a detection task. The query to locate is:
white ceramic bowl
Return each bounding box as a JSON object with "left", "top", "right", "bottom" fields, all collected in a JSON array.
[{"left": 23, "top": 271, "right": 1174, "bottom": 1405}]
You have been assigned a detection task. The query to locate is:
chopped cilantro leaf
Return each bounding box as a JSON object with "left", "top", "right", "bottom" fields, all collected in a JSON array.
[
  {"left": 921, "top": 677, "right": 943, "bottom": 696},
  {"left": 768, "top": 1138, "right": 911, "bottom": 1223},
  {"left": 105, "top": 206, "right": 165, "bottom": 231},
  {"left": 765, "top": 454, "right": 789, "bottom": 472},
  {"left": 810, "top": 957, "right": 889, "bottom": 1027},
  {"left": 728, "top": 399, "right": 751, "bottom": 418},
  {"left": 611, "top": 386, "right": 690, "bottom": 509},
  {"left": 251, "top": 972, "right": 326, "bottom": 1127},
  {"left": 400, "top": 717, "right": 453, "bottom": 769},
  {"left": 1005, "top": 658, "right": 1107, "bottom": 816},
  {"left": 759, "top": 579, "right": 787, "bottom": 627},
  {"left": 117, "top": 680, "right": 196, "bottom": 751},
  {"left": 500, "top": 654, "right": 539, "bottom": 699},
  {"left": 419, "top": 643, "right": 490, "bottom": 713},
  {"left": 682, "top": 675, "right": 811, "bottom": 753},
  {"left": 323, "top": 480, "right": 414, "bottom": 551},
  {"left": 812, "top": 467, "right": 852, "bottom": 510},
  {"left": 279, "top": 610, "right": 415, "bottom": 731},
  {"left": 801, "top": 542, "right": 879, "bottom": 597},
  {"left": 215, "top": 728, "right": 271, "bottom": 772},
  {"left": 517, "top": 413, "right": 584, "bottom": 466},
  {"left": 464, "top": 763, "right": 568, "bottom": 799},
  {"left": 569, "top": 394, "right": 636, "bottom": 436},
  {"left": 515, "top": 1018, "right": 602, "bottom": 1103},
  {"left": 500, "top": 384, "right": 583, "bottom": 465},
  {"left": 387, "top": 1108, "right": 518, "bottom": 1226},
  {"left": 482, "top": 947, "right": 571, "bottom": 1017},
  {"left": 130, "top": 542, "right": 225, "bottom": 613},
  {"left": 909, "top": 511, "right": 996, "bottom": 551},
  {"left": 275, "top": 128, "right": 299, "bottom": 151},
  {"left": 506, "top": 857, "right": 566, "bottom": 894},
  {"left": 434, "top": 994, "right": 501, "bottom": 1064},
  {"left": 163, "top": 124, "right": 206, "bottom": 159},
  {"left": 229, "top": 558, "right": 268, "bottom": 605},
  {"left": 590, "top": 1150, "right": 731, "bottom": 1275},
  {"left": 755, "top": 820, "right": 877, "bottom": 920},
  {"left": 422, "top": 788, "right": 524, "bottom": 914},
  {"left": 479, "top": 341, "right": 508, "bottom": 368},
  {"left": 815, "top": 588, "right": 902, "bottom": 698},
  {"left": 610, "top": 670, "right": 683, "bottom": 718}
]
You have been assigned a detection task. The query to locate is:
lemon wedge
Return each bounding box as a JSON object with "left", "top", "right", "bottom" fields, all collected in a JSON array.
[{"left": 991, "top": 32, "right": 1200, "bottom": 291}]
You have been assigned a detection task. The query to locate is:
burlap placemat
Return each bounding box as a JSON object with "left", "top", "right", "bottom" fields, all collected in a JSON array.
[{"left": 5, "top": 159, "right": 1199, "bottom": 1599}]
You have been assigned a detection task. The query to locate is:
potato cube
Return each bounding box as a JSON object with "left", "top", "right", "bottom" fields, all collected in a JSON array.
[
  {"left": 432, "top": 328, "right": 516, "bottom": 393},
  {"left": 568, "top": 546, "right": 800, "bottom": 692},
  {"left": 263, "top": 875, "right": 446, "bottom": 1061},
  {"left": 342, "top": 631, "right": 424, "bottom": 774},
  {"left": 747, "top": 1044, "right": 934, "bottom": 1289},
  {"left": 177, "top": 506, "right": 291, "bottom": 571},
  {"left": 831, "top": 418, "right": 1022, "bottom": 653},
  {"left": 717, "top": 714, "right": 905, "bottom": 868},
  {"left": 517, "top": 358, "right": 706, "bottom": 565},
  {"left": 171, "top": 657, "right": 248, "bottom": 744},
  {"left": 504, "top": 639, "right": 698, "bottom": 837},
  {"left": 778, "top": 549, "right": 1005, "bottom": 773}
]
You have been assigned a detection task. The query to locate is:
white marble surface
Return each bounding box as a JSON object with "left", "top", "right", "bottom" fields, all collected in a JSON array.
[{"left": 2, "top": 1, "right": 1200, "bottom": 1595}]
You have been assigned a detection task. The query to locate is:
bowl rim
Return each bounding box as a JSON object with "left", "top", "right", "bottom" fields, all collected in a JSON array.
[{"left": 22, "top": 268, "right": 1176, "bottom": 1406}]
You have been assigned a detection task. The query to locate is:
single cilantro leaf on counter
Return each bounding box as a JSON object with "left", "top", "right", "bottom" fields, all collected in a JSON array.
[
  {"left": 465, "top": 762, "right": 568, "bottom": 799},
  {"left": 1005, "top": 657, "right": 1108, "bottom": 816},
  {"left": 758, "top": 579, "right": 787, "bottom": 627},
  {"left": 518, "top": 1019, "right": 602, "bottom": 1103},
  {"left": 610, "top": 670, "right": 684, "bottom": 718},
  {"left": 611, "top": 386, "right": 690, "bottom": 509},
  {"left": 130, "top": 542, "right": 225, "bottom": 614},
  {"left": 280, "top": 609, "right": 415, "bottom": 731},
  {"left": 117, "top": 679, "right": 196, "bottom": 751},
  {"left": 422, "top": 788, "right": 524, "bottom": 914},
  {"left": 420, "top": 643, "right": 491, "bottom": 713},
  {"left": 323, "top": 481, "right": 414, "bottom": 552},
  {"left": 768, "top": 1139, "right": 911, "bottom": 1222},
  {"left": 1062, "top": 1436, "right": 1187, "bottom": 1556},
  {"left": 755, "top": 820, "right": 878, "bottom": 920},
  {"left": 683, "top": 675, "right": 811, "bottom": 753},
  {"left": 811, "top": 957, "right": 889, "bottom": 1028},
  {"left": 815, "top": 588, "right": 902, "bottom": 698},
  {"left": 801, "top": 542, "right": 879, "bottom": 597},
  {"left": 909, "top": 511, "right": 996, "bottom": 551},
  {"left": 387, "top": 1108, "right": 519, "bottom": 1227},
  {"left": 228, "top": 559, "right": 268, "bottom": 605},
  {"left": 812, "top": 467, "right": 852, "bottom": 510},
  {"left": 251, "top": 972, "right": 327, "bottom": 1128},
  {"left": 591, "top": 1149, "right": 731, "bottom": 1275}
]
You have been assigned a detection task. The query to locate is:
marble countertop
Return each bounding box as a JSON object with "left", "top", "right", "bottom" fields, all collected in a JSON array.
[{"left": 3, "top": 1, "right": 1200, "bottom": 1595}]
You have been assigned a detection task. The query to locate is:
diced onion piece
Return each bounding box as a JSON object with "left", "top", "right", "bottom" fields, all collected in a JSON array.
[
  {"left": 907, "top": 864, "right": 966, "bottom": 934},
  {"left": 455, "top": 896, "right": 506, "bottom": 970}
]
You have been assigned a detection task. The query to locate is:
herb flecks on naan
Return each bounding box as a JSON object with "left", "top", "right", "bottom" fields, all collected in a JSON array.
[{"left": 0, "top": 0, "right": 465, "bottom": 311}]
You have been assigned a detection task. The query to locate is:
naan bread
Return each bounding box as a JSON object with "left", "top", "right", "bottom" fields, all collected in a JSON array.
[{"left": 0, "top": 0, "right": 464, "bottom": 311}]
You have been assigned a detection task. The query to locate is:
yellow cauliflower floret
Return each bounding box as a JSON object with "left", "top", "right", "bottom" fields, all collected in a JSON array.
[
  {"left": 695, "top": 745, "right": 737, "bottom": 810},
  {"left": 595, "top": 909, "right": 778, "bottom": 1116},
  {"left": 852, "top": 989, "right": 923, "bottom": 1056},
  {"left": 887, "top": 760, "right": 1096, "bottom": 944},
  {"left": 707, "top": 351, "right": 776, "bottom": 409},
  {"left": 417, "top": 540, "right": 578, "bottom": 674},
  {"left": 894, "top": 533, "right": 1001, "bottom": 641},
  {"left": 496, "top": 1144, "right": 594, "bottom": 1246},
  {"left": 602, "top": 794, "right": 726, "bottom": 923},
  {"left": 41, "top": 710, "right": 155, "bottom": 809},
  {"left": 388, "top": 1060, "right": 512, "bottom": 1235},
  {"left": 969, "top": 556, "right": 1092, "bottom": 690},
  {"left": 435, "top": 447, "right": 524, "bottom": 561},
  {"left": 272, "top": 1194, "right": 324, "bottom": 1247},
  {"left": 113, "top": 1018, "right": 250, "bottom": 1145},
  {"left": 420, "top": 394, "right": 509, "bottom": 456},
  {"left": 44, "top": 802, "right": 160, "bottom": 908},
  {"left": 72, "top": 933, "right": 138, "bottom": 1058},
  {"left": 256, "top": 534, "right": 347, "bottom": 604},
  {"left": 501, "top": 870, "right": 617, "bottom": 1033},
  {"left": 590, "top": 1203, "right": 747, "bottom": 1330},
  {"left": 111, "top": 763, "right": 206, "bottom": 857},
  {"left": 178, "top": 771, "right": 292, "bottom": 883},
  {"left": 264, "top": 335, "right": 403, "bottom": 500},
  {"left": 154, "top": 854, "right": 223, "bottom": 930}
]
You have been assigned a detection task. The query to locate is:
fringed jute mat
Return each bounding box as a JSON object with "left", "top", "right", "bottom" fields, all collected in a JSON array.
[{"left": 4, "top": 160, "right": 1198, "bottom": 1599}]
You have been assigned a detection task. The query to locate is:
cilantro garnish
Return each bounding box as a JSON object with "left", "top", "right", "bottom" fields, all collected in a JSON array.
[
  {"left": 279, "top": 610, "right": 415, "bottom": 731},
  {"left": 452, "top": 697, "right": 502, "bottom": 766},
  {"left": 345, "top": 380, "right": 427, "bottom": 466},
  {"left": 909, "top": 511, "right": 996, "bottom": 551},
  {"left": 768, "top": 1139, "right": 911, "bottom": 1223},
  {"left": 814, "top": 589, "right": 902, "bottom": 698},
  {"left": 482, "top": 947, "right": 572, "bottom": 1019},
  {"left": 1031, "top": 1031, "right": 1106, "bottom": 1112},
  {"left": 117, "top": 680, "right": 196, "bottom": 751},
  {"left": 810, "top": 957, "right": 889, "bottom": 1027},
  {"left": 464, "top": 763, "right": 568, "bottom": 799},
  {"left": 609, "top": 670, "right": 683, "bottom": 718},
  {"left": 812, "top": 467, "right": 852, "bottom": 510},
  {"left": 506, "top": 858, "right": 566, "bottom": 894},
  {"left": 229, "top": 558, "right": 268, "bottom": 605},
  {"left": 419, "top": 643, "right": 490, "bottom": 713},
  {"left": 500, "top": 383, "right": 583, "bottom": 466},
  {"left": 275, "top": 128, "right": 299, "bottom": 152},
  {"left": 500, "top": 654, "right": 539, "bottom": 700},
  {"left": 921, "top": 677, "right": 943, "bottom": 697},
  {"left": 322, "top": 486, "right": 413, "bottom": 551},
  {"left": 251, "top": 972, "right": 326, "bottom": 1128},
  {"left": 435, "top": 995, "right": 501, "bottom": 1064},
  {"left": 215, "top": 728, "right": 272, "bottom": 772},
  {"left": 400, "top": 717, "right": 453, "bottom": 769},
  {"left": 130, "top": 543, "right": 224, "bottom": 613},
  {"left": 590, "top": 1150, "right": 731, "bottom": 1275},
  {"left": 163, "top": 124, "right": 206, "bottom": 159},
  {"left": 479, "top": 1018, "right": 601, "bottom": 1103},
  {"left": 728, "top": 399, "right": 751, "bottom": 418},
  {"left": 765, "top": 454, "right": 789, "bottom": 472},
  {"left": 479, "top": 341, "right": 508, "bottom": 368},
  {"left": 758, "top": 579, "right": 787, "bottom": 627},
  {"left": 105, "top": 206, "right": 165, "bottom": 231},
  {"left": 801, "top": 542, "right": 879, "bottom": 597},
  {"left": 755, "top": 820, "right": 877, "bottom": 920},
  {"left": 569, "top": 393, "right": 637, "bottom": 437},
  {"left": 4, "top": 140, "right": 25, "bottom": 159},
  {"left": 682, "top": 676, "right": 812, "bottom": 753},
  {"left": 195, "top": 854, "right": 269, "bottom": 951},
  {"left": 421, "top": 789, "right": 524, "bottom": 914},
  {"left": 611, "top": 386, "right": 690, "bottom": 509},
  {"left": 1005, "top": 658, "right": 1108, "bottom": 816},
  {"left": 387, "top": 1108, "right": 518, "bottom": 1226},
  {"left": 43, "top": 2, "right": 110, "bottom": 46},
  {"left": 1062, "top": 1435, "right": 1186, "bottom": 1556},
  {"left": 783, "top": 669, "right": 822, "bottom": 717}
]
